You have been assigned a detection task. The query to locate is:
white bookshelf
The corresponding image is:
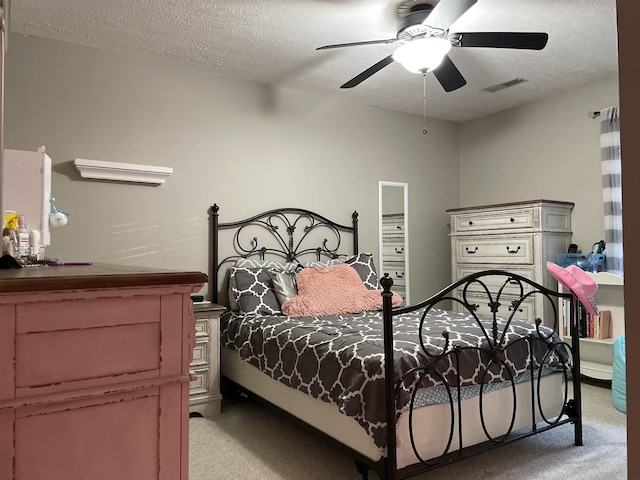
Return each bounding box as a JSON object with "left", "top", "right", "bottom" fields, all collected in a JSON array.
[{"left": 560, "top": 271, "right": 625, "bottom": 380}]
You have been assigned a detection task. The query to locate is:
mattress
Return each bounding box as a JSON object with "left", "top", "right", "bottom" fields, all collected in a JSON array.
[
  {"left": 221, "top": 346, "right": 565, "bottom": 469},
  {"left": 221, "top": 307, "right": 569, "bottom": 450}
]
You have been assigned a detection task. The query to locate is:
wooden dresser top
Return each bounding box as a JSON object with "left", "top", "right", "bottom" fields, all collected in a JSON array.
[{"left": 0, "top": 263, "right": 208, "bottom": 293}]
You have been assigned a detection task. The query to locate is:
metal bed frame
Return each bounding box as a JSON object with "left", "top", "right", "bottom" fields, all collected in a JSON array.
[{"left": 210, "top": 204, "right": 583, "bottom": 480}]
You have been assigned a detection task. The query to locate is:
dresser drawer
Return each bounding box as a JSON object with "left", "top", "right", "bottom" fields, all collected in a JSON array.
[
  {"left": 194, "top": 318, "right": 210, "bottom": 337},
  {"left": 382, "top": 260, "right": 406, "bottom": 280},
  {"left": 191, "top": 340, "right": 210, "bottom": 367},
  {"left": 452, "top": 208, "right": 534, "bottom": 233},
  {"left": 16, "top": 323, "right": 160, "bottom": 390},
  {"left": 454, "top": 293, "right": 536, "bottom": 324},
  {"left": 382, "top": 220, "right": 405, "bottom": 235},
  {"left": 382, "top": 243, "right": 406, "bottom": 258},
  {"left": 382, "top": 230, "right": 404, "bottom": 242},
  {"left": 454, "top": 236, "right": 533, "bottom": 264},
  {"left": 189, "top": 368, "right": 210, "bottom": 396},
  {"left": 455, "top": 265, "right": 536, "bottom": 295},
  {"left": 389, "top": 278, "right": 406, "bottom": 291}
]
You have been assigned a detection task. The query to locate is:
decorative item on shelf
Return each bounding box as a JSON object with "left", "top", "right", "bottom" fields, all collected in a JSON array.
[
  {"left": 556, "top": 240, "right": 606, "bottom": 273},
  {"left": 49, "top": 195, "right": 69, "bottom": 227},
  {"left": 547, "top": 261, "right": 599, "bottom": 317}
]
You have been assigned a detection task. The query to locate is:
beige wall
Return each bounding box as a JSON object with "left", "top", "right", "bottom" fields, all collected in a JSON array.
[
  {"left": 459, "top": 77, "right": 619, "bottom": 252},
  {"left": 3, "top": 34, "right": 460, "bottom": 301},
  {"left": 3, "top": 34, "right": 621, "bottom": 303}
]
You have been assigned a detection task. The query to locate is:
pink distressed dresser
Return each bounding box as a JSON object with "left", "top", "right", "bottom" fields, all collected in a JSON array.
[{"left": 0, "top": 263, "right": 207, "bottom": 480}]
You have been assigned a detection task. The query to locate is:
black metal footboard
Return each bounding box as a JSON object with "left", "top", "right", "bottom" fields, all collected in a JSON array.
[{"left": 379, "top": 270, "right": 582, "bottom": 480}]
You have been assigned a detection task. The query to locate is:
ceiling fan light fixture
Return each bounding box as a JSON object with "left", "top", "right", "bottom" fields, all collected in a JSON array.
[{"left": 392, "top": 37, "right": 452, "bottom": 73}]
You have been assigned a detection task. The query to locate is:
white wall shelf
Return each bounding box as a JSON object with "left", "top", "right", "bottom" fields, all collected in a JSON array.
[{"left": 73, "top": 159, "right": 173, "bottom": 185}]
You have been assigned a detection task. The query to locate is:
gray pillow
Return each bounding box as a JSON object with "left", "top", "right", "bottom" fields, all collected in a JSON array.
[
  {"left": 344, "top": 253, "right": 379, "bottom": 290},
  {"left": 228, "top": 259, "right": 292, "bottom": 311},
  {"left": 230, "top": 267, "right": 281, "bottom": 315},
  {"left": 235, "top": 258, "right": 297, "bottom": 273}
]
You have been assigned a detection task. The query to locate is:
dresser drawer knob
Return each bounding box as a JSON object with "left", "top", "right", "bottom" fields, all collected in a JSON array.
[
  {"left": 465, "top": 246, "right": 478, "bottom": 254},
  {"left": 506, "top": 246, "right": 521, "bottom": 254},
  {"left": 468, "top": 221, "right": 473, "bottom": 226},
  {"left": 509, "top": 304, "right": 524, "bottom": 313},
  {"left": 395, "top": 272, "right": 405, "bottom": 278},
  {"left": 510, "top": 217, "right": 515, "bottom": 223},
  {"left": 395, "top": 247, "right": 404, "bottom": 254},
  {"left": 396, "top": 225, "right": 402, "bottom": 230}
]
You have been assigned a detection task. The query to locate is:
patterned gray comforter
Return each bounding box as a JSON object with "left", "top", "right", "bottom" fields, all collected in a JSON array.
[{"left": 220, "top": 307, "right": 568, "bottom": 449}]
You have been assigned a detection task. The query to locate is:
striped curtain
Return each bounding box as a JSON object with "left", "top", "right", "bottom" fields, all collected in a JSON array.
[{"left": 600, "top": 106, "right": 623, "bottom": 276}]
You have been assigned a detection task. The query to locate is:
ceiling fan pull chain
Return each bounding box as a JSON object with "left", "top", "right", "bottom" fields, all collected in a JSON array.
[{"left": 423, "top": 71, "right": 428, "bottom": 134}]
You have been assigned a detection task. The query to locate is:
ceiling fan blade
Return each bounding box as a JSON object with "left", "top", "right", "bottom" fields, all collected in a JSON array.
[
  {"left": 456, "top": 32, "right": 549, "bottom": 50},
  {"left": 340, "top": 55, "right": 395, "bottom": 89},
  {"left": 432, "top": 55, "right": 467, "bottom": 92},
  {"left": 317, "top": 38, "right": 398, "bottom": 51},
  {"left": 424, "top": 0, "right": 478, "bottom": 30}
]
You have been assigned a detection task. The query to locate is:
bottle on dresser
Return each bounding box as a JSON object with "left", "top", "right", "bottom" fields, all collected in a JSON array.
[
  {"left": 2, "top": 211, "right": 20, "bottom": 258},
  {"left": 16, "top": 215, "right": 31, "bottom": 258},
  {"left": 2, "top": 226, "right": 19, "bottom": 257}
]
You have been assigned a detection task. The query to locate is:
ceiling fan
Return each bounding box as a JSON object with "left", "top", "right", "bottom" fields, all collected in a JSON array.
[{"left": 316, "top": 0, "right": 549, "bottom": 92}]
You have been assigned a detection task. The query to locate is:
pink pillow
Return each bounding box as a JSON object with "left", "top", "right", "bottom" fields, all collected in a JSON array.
[{"left": 282, "top": 263, "right": 402, "bottom": 317}]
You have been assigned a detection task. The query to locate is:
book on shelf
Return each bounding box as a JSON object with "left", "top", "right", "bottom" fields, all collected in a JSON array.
[
  {"left": 575, "top": 306, "right": 612, "bottom": 339},
  {"left": 598, "top": 310, "right": 612, "bottom": 340}
]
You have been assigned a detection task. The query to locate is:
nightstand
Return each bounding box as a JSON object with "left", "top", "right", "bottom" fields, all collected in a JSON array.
[{"left": 190, "top": 301, "right": 226, "bottom": 417}]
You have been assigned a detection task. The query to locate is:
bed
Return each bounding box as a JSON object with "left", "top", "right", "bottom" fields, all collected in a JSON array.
[{"left": 209, "top": 204, "right": 583, "bottom": 480}]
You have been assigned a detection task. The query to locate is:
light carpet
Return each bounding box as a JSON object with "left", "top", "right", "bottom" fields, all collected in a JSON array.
[{"left": 189, "top": 382, "right": 627, "bottom": 479}]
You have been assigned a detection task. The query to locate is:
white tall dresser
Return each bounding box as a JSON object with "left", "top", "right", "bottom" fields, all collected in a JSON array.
[{"left": 446, "top": 200, "right": 574, "bottom": 327}]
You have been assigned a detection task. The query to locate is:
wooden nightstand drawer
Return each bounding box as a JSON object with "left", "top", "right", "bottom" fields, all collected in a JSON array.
[
  {"left": 191, "top": 341, "right": 209, "bottom": 366},
  {"left": 194, "top": 318, "right": 209, "bottom": 337},
  {"left": 190, "top": 302, "right": 225, "bottom": 416},
  {"left": 189, "top": 368, "right": 210, "bottom": 396}
]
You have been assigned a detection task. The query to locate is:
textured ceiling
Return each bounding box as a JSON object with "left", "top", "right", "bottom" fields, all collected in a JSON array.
[{"left": 9, "top": 0, "right": 618, "bottom": 122}]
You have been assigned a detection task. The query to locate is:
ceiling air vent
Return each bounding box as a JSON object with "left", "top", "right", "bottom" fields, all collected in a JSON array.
[{"left": 483, "top": 78, "right": 528, "bottom": 93}]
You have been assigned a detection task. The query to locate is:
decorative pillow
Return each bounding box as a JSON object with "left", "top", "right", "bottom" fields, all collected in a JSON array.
[
  {"left": 227, "top": 269, "right": 240, "bottom": 311},
  {"left": 235, "top": 258, "right": 297, "bottom": 273},
  {"left": 235, "top": 256, "right": 345, "bottom": 273},
  {"left": 228, "top": 254, "right": 377, "bottom": 310},
  {"left": 281, "top": 264, "right": 402, "bottom": 317},
  {"left": 270, "top": 271, "right": 298, "bottom": 305},
  {"left": 344, "top": 252, "right": 379, "bottom": 290},
  {"left": 229, "top": 258, "right": 294, "bottom": 310},
  {"left": 300, "top": 257, "right": 346, "bottom": 268},
  {"left": 230, "top": 267, "right": 281, "bottom": 315}
]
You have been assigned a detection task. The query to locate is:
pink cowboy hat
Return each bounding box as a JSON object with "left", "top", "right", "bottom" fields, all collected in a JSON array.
[{"left": 546, "top": 261, "right": 599, "bottom": 316}]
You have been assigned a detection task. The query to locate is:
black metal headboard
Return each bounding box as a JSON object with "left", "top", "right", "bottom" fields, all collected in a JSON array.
[{"left": 209, "top": 204, "right": 359, "bottom": 303}]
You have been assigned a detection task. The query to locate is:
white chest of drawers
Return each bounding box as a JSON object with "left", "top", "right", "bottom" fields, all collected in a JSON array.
[
  {"left": 447, "top": 200, "right": 574, "bottom": 326},
  {"left": 190, "top": 302, "right": 226, "bottom": 417}
]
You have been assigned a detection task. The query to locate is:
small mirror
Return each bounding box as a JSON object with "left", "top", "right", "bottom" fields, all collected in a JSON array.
[{"left": 378, "top": 181, "right": 409, "bottom": 305}]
